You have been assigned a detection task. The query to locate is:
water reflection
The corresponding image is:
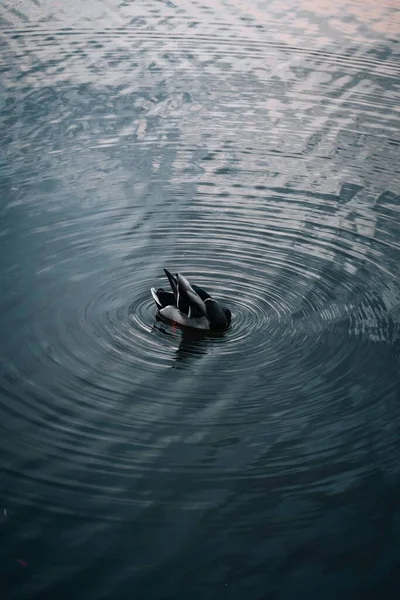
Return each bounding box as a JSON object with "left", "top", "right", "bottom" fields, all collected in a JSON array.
[
  {"left": 154, "top": 317, "right": 230, "bottom": 367},
  {"left": 1, "top": 0, "right": 400, "bottom": 598}
]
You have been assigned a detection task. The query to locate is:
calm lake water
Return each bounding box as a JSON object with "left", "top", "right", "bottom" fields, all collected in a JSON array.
[{"left": 1, "top": 0, "right": 400, "bottom": 598}]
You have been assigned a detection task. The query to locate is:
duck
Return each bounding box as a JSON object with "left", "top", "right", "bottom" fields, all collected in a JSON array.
[{"left": 151, "top": 269, "right": 231, "bottom": 331}]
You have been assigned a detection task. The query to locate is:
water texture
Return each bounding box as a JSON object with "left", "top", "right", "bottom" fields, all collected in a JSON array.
[{"left": 0, "top": 1, "right": 399, "bottom": 598}]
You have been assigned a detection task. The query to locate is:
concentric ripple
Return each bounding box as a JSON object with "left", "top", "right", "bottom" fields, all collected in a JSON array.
[
  {"left": 2, "top": 187, "right": 399, "bottom": 510},
  {"left": 1, "top": 0, "right": 400, "bottom": 597}
]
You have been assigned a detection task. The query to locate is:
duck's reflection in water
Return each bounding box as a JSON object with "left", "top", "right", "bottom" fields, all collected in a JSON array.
[{"left": 154, "top": 315, "right": 228, "bottom": 368}]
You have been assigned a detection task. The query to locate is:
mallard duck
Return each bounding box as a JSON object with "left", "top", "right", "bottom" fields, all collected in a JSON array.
[{"left": 151, "top": 269, "right": 231, "bottom": 330}]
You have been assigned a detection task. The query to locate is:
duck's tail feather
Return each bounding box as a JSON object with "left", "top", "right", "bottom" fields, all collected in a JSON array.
[
  {"left": 151, "top": 287, "right": 176, "bottom": 310},
  {"left": 164, "top": 269, "right": 178, "bottom": 297},
  {"left": 151, "top": 287, "right": 163, "bottom": 308}
]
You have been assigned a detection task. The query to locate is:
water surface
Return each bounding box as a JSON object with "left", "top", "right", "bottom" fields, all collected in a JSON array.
[{"left": 1, "top": 0, "right": 400, "bottom": 598}]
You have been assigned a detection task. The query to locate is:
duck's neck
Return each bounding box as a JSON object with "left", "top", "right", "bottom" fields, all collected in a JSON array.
[{"left": 205, "top": 299, "right": 227, "bottom": 329}]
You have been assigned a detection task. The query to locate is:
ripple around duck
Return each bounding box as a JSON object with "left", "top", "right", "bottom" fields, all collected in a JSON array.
[
  {"left": 2, "top": 179, "right": 400, "bottom": 515},
  {"left": 1, "top": 0, "right": 400, "bottom": 521}
]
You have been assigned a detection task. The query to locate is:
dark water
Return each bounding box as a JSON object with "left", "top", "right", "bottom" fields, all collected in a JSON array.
[{"left": 1, "top": 0, "right": 400, "bottom": 598}]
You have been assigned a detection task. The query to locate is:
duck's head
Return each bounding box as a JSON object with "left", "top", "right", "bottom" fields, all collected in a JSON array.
[{"left": 192, "top": 285, "right": 231, "bottom": 330}]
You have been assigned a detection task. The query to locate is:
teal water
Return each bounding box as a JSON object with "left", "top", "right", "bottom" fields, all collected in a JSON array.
[{"left": 1, "top": 1, "right": 400, "bottom": 598}]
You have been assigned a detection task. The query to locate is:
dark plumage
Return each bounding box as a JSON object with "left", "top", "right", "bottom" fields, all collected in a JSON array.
[{"left": 151, "top": 269, "right": 231, "bottom": 331}]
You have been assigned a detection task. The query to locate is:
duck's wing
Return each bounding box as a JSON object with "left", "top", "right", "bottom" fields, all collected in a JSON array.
[
  {"left": 164, "top": 268, "right": 189, "bottom": 314},
  {"left": 163, "top": 268, "right": 193, "bottom": 315},
  {"left": 163, "top": 269, "right": 208, "bottom": 318},
  {"left": 176, "top": 273, "right": 207, "bottom": 318}
]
